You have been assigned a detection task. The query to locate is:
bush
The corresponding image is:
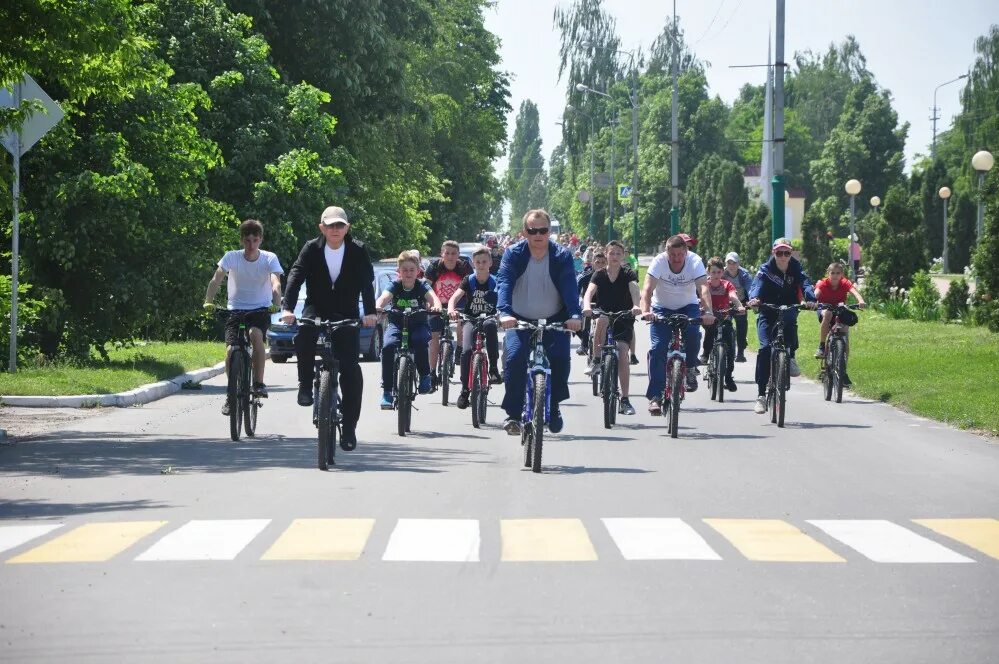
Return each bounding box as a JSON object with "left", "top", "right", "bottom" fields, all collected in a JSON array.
[
  {"left": 908, "top": 271, "right": 940, "bottom": 321},
  {"left": 942, "top": 279, "right": 970, "bottom": 321},
  {"left": 970, "top": 291, "right": 999, "bottom": 332},
  {"left": 875, "top": 292, "right": 911, "bottom": 320}
]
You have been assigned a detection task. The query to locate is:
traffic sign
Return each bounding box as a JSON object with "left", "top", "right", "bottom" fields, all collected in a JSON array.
[
  {"left": 577, "top": 190, "right": 591, "bottom": 203},
  {"left": 1, "top": 75, "right": 64, "bottom": 157},
  {"left": 594, "top": 172, "right": 611, "bottom": 187},
  {"left": 618, "top": 184, "right": 633, "bottom": 203}
]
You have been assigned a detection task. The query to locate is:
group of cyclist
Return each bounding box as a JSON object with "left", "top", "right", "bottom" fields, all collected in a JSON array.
[{"left": 205, "top": 204, "right": 866, "bottom": 447}]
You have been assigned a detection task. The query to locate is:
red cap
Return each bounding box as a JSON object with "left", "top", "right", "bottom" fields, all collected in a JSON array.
[{"left": 678, "top": 233, "right": 697, "bottom": 247}]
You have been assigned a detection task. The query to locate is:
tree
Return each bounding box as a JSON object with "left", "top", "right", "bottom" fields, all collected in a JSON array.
[
  {"left": 917, "top": 158, "right": 950, "bottom": 261},
  {"left": 972, "top": 168, "right": 999, "bottom": 331},
  {"left": 800, "top": 196, "right": 841, "bottom": 276},
  {"left": 505, "top": 100, "right": 547, "bottom": 225},
  {"left": 864, "top": 185, "right": 929, "bottom": 299}
]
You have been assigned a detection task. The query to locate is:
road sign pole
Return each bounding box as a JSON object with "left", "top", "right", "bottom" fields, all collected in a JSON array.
[{"left": 9, "top": 82, "right": 21, "bottom": 373}]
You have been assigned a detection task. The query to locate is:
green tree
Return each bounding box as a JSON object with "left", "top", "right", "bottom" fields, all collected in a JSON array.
[
  {"left": 800, "top": 196, "right": 842, "bottom": 276},
  {"left": 864, "top": 185, "right": 929, "bottom": 300},
  {"left": 505, "top": 100, "right": 547, "bottom": 225}
]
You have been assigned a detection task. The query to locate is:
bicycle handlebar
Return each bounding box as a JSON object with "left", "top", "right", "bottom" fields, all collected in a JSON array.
[
  {"left": 299, "top": 317, "right": 362, "bottom": 329},
  {"left": 815, "top": 303, "right": 863, "bottom": 311},
  {"left": 515, "top": 319, "right": 571, "bottom": 333},
  {"left": 588, "top": 308, "right": 636, "bottom": 321},
  {"left": 756, "top": 302, "right": 811, "bottom": 312},
  {"left": 645, "top": 313, "right": 698, "bottom": 327}
]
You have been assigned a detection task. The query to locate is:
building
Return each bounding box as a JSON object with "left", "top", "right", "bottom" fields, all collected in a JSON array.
[{"left": 743, "top": 165, "right": 806, "bottom": 241}]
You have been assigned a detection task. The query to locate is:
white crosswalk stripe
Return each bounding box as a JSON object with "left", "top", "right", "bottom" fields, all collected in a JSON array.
[
  {"left": 382, "top": 519, "right": 480, "bottom": 562},
  {"left": 0, "top": 524, "right": 63, "bottom": 555},
  {"left": 135, "top": 519, "right": 271, "bottom": 561},
  {"left": 603, "top": 518, "right": 721, "bottom": 560},
  {"left": 808, "top": 519, "right": 975, "bottom": 563}
]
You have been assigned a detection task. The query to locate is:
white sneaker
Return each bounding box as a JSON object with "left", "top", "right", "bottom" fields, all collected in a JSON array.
[
  {"left": 584, "top": 361, "right": 600, "bottom": 376},
  {"left": 789, "top": 358, "right": 801, "bottom": 377},
  {"left": 754, "top": 396, "right": 767, "bottom": 414}
]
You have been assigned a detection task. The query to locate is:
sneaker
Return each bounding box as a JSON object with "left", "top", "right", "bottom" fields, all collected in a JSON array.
[
  {"left": 252, "top": 382, "right": 268, "bottom": 398},
  {"left": 575, "top": 345, "right": 588, "bottom": 356},
  {"left": 735, "top": 352, "right": 747, "bottom": 363},
  {"left": 685, "top": 371, "right": 698, "bottom": 393},
  {"left": 456, "top": 389, "right": 470, "bottom": 409},
  {"left": 340, "top": 424, "right": 357, "bottom": 451},
  {"left": 630, "top": 352, "right": 640, "bottom": 366},
  {"left": 619, "top": 398, "right": 636, "bottom": 415},
  {"left": 724, "top": 376, "right": 737, "bottom": 392},
  {"left": 430, "top": 371, "right": 440, "bottom": 390},
  {"left": 698, "top": 353, "right": 709, "bottom": 364},
  {"left": 842, "top": 372, "right": 852, "bottom": 387},
  {"left": 297, "top": 384, "right": 314, "bottom": 407},
  {"left": 488, "top": 368, "right": 503, "bottom": 385},
  {"left": 379, "top": 392, "right": 393, "bottom": 409},
  {"left": 584, "top": 361, "right": 600, "bottom": 376},
  {"left": 221, "top": 399, "right": 231, "bottom": 416},
  {"left": 648, "top": 399, "right": 662, "bottom": 416},
  {"left": 503, "top": 418, "right": 521, "bottom": 436},
  {"left": 789, "top": 358, "right": 801, "bottom": 377},
  {"left": 814, "top": 345, "right": 825, "bottom": 359},
  {"left": 754, "top": 395, "right": 767, "bottom": 414},
  {"left": 418, "top": 374, "right": 433, "bottom": 394},
  {"left": 548, "top": 406, "right": 563, "bottom": 433}
]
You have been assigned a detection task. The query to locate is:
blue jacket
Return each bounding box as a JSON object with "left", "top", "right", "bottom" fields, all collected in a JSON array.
[
  {"left": 749, "top": 256, "right": 816, "bottom": 315},
  {"left": 726, "top": 266, "right": 753, "bottom": 302},
  {"left": 497, "top": 239, "right": 582, "bottom": 321}
]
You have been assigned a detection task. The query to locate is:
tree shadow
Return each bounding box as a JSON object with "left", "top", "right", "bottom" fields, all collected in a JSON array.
[
  {"left": 536, "top": 465, "right": 654, "bottom": 475},
  {"left": 783, "top": 422, "right": 873, "bottom": 430},
  {"left": 0, "top": 498, "right": 172, "bottom": 519},
  {"left": 558, "top": 434, "right": 637, "bottom": 442}
]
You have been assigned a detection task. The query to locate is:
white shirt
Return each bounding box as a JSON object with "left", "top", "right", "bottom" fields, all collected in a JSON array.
[
  {"left": 219, "top": 249, "right": 284, "bottom": 310},
  {"left": 324, "top": 243, "right": 345, "bottom": 286},
  {"left": 648, "top": 252, "right": 706, "bottom": 309}
]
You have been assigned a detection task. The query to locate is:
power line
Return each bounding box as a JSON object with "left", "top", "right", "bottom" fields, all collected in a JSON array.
[{"left": 691, "top": 0, "right": 727, "bottom": 46}]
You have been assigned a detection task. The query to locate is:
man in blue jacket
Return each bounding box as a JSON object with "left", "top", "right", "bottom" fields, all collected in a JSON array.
[
  {"left": 497, "top": 209, "right": 583, "bottom": 435},
  {"left": 747, "top": 238, "right": 817, "bottom": 414}
]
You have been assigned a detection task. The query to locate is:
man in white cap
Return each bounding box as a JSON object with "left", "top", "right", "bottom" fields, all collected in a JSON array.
[{"left": 723, "top": 251, "right": 753, "bottom": 362}]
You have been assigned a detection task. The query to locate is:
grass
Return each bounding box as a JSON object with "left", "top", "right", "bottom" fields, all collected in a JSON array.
[
  {"left": 0, "top": 342, "right": 226, "bottom": 397},
  {"left": 747, "top": 311, "right": 999, "bottom": 436}
]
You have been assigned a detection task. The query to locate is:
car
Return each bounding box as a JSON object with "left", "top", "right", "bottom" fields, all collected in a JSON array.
[{"left": 457, "top": 242, "right": 485, "bottom": 264}]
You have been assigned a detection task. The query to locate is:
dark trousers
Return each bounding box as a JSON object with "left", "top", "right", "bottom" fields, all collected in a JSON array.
[
  {"left": 754, "top": 311, "right": 799, "bottom": 396},
  {"left": 459, "top": 320, "right": 499, "bottom": 390},
  {"left": 502, "top": 328, "right": 570, "bottom": 419},
  {"left": 381, "top": 321, "right": 431, "bottom": 391},
  {"left": 576, "top": 316, "right": 591, "bottom": 349},
  {"left": 734, "top": 312, "right": 748, "bottom": 354},
  {"left": 702, "top": 322, "right": 735, "bottom": 379},
  {"left": 294, "top": 325, "right": 363, "bottom": 427}
]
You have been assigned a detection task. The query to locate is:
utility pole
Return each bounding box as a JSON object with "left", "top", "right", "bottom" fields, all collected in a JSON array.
[
  {"left": 609, "top": 118, "right": 617, "bottom": 242},
  {"left": 669, "top": 0, "right": 680, "bottom": 235},
  {"left": 770, "top": 0, "right": 786, "bottom": 243}
]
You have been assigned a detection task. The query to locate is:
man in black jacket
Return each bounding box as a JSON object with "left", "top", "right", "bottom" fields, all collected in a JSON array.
[{"left": 280, "top": 206, "right": 377, "bottom": 447}]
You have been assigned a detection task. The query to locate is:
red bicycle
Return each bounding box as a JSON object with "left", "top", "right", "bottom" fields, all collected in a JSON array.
[
  {"left": 647, "top": 313, "right": 697, "bottom": 438},
  {"left": 458, "top": 312, "right": 499, "bottom": 428}
]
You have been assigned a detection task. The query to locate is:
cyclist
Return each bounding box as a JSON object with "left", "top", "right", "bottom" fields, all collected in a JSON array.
[
  {"left": 574, "top": 250, "right": 607, "bottom": 356},
  {"left": 203, "top": 219, "right": 284, "bottom": 414},
  {"left": 641, "top": 234, "right": 715, "bottom": 415},
  {"left": 746, "top": 238, "right": 817, "bottom": 415},
  {"left": 581, "top": 240, "right": 642, "bottom": 415},
  {"left": 448, "top": 247, "right": 502, "bottom": 409},
  {"left": 281, "top": 206, "right": 377, "bottom": 448},
  {"left": 376, "top": 250, "right": 442, "bottom": 408},
  {"left": 700, "top": 256, "right": 746, "bottom": 392},
  {"left": 425, "top": 240, "right": 472, "bottom": 388},
  {"left": 723, "top": 252, "right": 753, "bottom": 362},
  {"left": 814, "top": 261, "right": 866, "bottom": 386},
  {"left": 497, "top": 209, "right": 582, "bottom": 435}
]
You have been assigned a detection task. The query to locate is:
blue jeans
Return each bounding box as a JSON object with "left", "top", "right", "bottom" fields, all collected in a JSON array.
[
  {"left": 382, "top": 319, "right": 431, "bottom": 391},
  {"left": 646, "top": 303, "right": 702, "bottom": 400},
  {"left": 755, "top": 310, "right": 800, "bottom": 396},
  {"left": 502, "top": 328, "right": 570, "bottom": 420}
]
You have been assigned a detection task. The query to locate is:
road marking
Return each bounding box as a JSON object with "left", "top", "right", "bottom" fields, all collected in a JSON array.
[
  {"left": 912, "top": 519, "right": 999, "bottom": 560},
  {"left": 382, "top": 519, "right": 479, "bottom": 562},
  {"left": 7, "top": 521, "right": 166, "bottom": 563},
  {"left": 808, "top": 520, "right": 974, "bottom": 563},
  {"left": 501, "top": 518, "right": 598, "bottom": 561},
  {"left": 704, "top": 519, "right": 845, "bottom": 562},
  {"left": 135, "top": 519, "right": 270, "bottom": 561},
  {"left": 0, "top": 524, "right": 62, "bottom": 556},
  {"left": 603, "top": 518, "right": 721, "bottom": 560},
  {"left": 262, "top": 518, "right": 374, "bottom": 561}
]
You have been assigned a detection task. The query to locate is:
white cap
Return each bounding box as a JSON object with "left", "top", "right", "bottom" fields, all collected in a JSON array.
[{"left": 725, "top": 252, "right": 740, "bottom": 264}]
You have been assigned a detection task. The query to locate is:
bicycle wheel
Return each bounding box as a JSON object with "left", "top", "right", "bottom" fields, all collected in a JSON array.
[
  {"left": 317, "top": 370, "right": 336, "bottom": 470},
  {"left": 775, "top": 352, "right": 788, "bottom": 428},
  {"left": 441, "top": 341, "right": 453, "bottom": 406},
  {"left": 228, "top": 351, "right": 243, "bottom": 441},
  {"left": 669, "top": 360, "right": 682, "bottom": 439},
  {"left": 716, "top": 345, "right": 727, "bottom": 404},
  {"left": 397, "top": 356, "right": 411, "bottom": 437},
  {"left": 602, "top": 355, "right": 617, "bottom": 429},
  {"left": 243, "top": 352, "right": 257, "bottom": 437},
  {"left": 522, "top": 423, "right": 533, "bottom": 468},
  {"left": 832, "top": 338, "right": 846, "bottom": 404},
  {"left": 591, "top": 356, "right": 600, "bottom": 397},
  {"left": 531, "top": 373, "right": 546, "bottom": 473},
  {"left": 470, "top": 352, "right": 485, "bottom": 429},
  {"left": 768, "top": 353, "right": 780, "bottom": 424},
  {"left": 822, "top": 356, "right": 833, "bottom": 401}
]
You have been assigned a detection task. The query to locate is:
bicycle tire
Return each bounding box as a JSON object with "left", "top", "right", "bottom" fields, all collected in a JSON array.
[
  {"left": 775, "top": 352, "right": 788, "bottom": 428},
  {"left": 317, "top": 370, "right": 335, "bottom": 470},
  {"left": 245, "top": 398, "right": 258, "bottom": 438},
  {"left": 602, "top": 355, "right": 617, "bottom": 429},
  {"left": 522, "top": 423, "right": 533, "bottom": 468},
  {"left": 228, "top": 351, "right": 243, "bottom": 441},
  {"left": 591, "top": 359, "right": 600, "bottom": 396},
  {"left": 471, "top": 352, "right": 485, "bottom": 429},
  {"left": 669, "top": 360, "right": 682, "bottom": 439},
  {"left": 531, "top": 372, "right": 546, "bottom": 473},
  {"left": 822, "top": 355, "right": 833, "bottom": 401},
  {"left": 832, "top": 338, "right": 846, "bottom": 404},
  {"left": 397, "top": 356, "right": 411, "bottom": 437},
  {"left": 609, "top": 354, "right": 618, "bottom": 427},
  {"left": 441, "top": 341, "right": 453, "bottom": 406},
  {"left": 716, "top": 345, "right": 727, "bottom": 404},
  {"left": 769, "top": 352, "right": 780, "bottom": 424}
]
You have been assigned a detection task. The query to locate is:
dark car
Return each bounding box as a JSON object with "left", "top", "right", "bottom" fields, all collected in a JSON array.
[{"left": 267, "top": 282, "right": 380, "bottom": 363}]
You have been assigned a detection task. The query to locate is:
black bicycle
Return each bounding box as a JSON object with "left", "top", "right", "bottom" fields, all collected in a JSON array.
[
  {"left": 300, "top": 317, "right": 361, "bottom": 470},
  {"left": 218, "top": 307, "right": 269, "bottom": 441},
  {"left": 516, "top": 318, "right": 569, "bottom": 473},
  {"left": 646, "top": 313, "right": 697, "bottom": 438},
  {"left": 458, "top": 312, "right": 499, "bottom": 428},
  {"left": 756, "top": 303, "right": 809, "bottom": 428},
  {"left": 588, "top": 308, "right": 634, "bottom": 429},
  {"left": 433, "top": 313, "right": 457, "bottom": 406},
  {"left": 380, "top": 305, "right": 429, "bottom": 436},
  {"left": 817, "top": 303, "right": 862, "bottom": 404},
  {"left": 706, "top": 307, "right": 739, "bottom": 403}
]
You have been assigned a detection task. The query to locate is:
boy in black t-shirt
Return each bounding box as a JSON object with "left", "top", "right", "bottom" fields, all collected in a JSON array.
[
  {"left": 447, "top": 247, "right": 502, "bottom": 409},
  {"left": 375, "top": 251, "right": 442, "bottom": 408},
  {"left": 574, "top": 251, "right": 607, "bottom": 356}
]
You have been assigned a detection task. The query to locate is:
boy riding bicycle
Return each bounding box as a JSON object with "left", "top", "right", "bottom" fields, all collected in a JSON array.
[
  {"left": 814, "top": 261, "right": 866, "bottom": 386},
  {"left": 448, "top": 247, "right": 502, "bottom": 410},
  {"left": 425, "top": 240, "right": 472, "bottom": 387},
  {"left": 700, "top": 256, "right": 746, "bottom": 392}
]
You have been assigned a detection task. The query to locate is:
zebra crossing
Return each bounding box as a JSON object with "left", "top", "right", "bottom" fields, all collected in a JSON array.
[{"left": 1, "top": 517, "right": 996, "bottom": 565}]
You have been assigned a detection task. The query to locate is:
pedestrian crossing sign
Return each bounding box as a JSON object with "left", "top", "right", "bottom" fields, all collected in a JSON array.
[{"left": 618, "top": 184, "right": 632, "bottom": 203}]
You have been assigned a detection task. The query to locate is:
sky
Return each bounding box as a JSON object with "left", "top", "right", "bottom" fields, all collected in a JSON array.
[{"left": 485, "top": 0, "right": 997, "bottom": 187}]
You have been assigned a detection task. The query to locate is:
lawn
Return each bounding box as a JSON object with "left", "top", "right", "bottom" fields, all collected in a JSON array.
[
  {"left": 0, "top": 342, "right": 226, "bottom": 397},
  {"left": 748, "top": 312, "right": 999, "bottom": 436}
]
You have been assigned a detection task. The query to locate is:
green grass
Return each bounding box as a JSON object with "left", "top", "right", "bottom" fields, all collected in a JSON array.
[
  {"left": 638, "top": 265, "right": 648, "bottom": 284},
  {"left": 0, "top": 342, "right": 226, "bottom": 397},
  {"left": 748, "top": 312, "right": 999, "bottom": 436}
]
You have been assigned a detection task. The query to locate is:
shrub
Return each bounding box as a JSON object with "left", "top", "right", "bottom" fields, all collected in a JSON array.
[
  {"left": 875, "top": 291, "right": 911, "bottom": 320},
  {"left": 908, "top": 271, "right": 940, "bottom": 321},
  {"left": 970, "top": 291, "right": 999, "bottom": 333},
  {"left": 942, "top": 279, "right": 970, "bottom": 321}
]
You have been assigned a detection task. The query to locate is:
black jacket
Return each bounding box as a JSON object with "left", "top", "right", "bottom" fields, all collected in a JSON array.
[{"left": 282, "top": 234, "right": 376, "bottom": 320}]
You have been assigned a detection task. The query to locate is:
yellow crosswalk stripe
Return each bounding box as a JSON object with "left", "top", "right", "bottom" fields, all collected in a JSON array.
[
  {"left": 704, "top": 518, "right": 845, "bottom": 562},
  {"left": 261, "top": 518, "right": 374, "bottom": 561},
  {"left": 7, "top": 521, "right": 167, "bottom": 564},
  {"left": 501, "top": 518, "right": 598, "bottom": 561},
  {"left": 913, "top": 518, "right": 999, "bottom": 560}
]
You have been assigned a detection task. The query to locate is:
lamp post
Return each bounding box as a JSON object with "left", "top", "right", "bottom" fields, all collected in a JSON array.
[
  {"left": 939, "top": 186, "right": 951, "bottom": 274},
  {"left": 972, "top": 150, "right": 994, "bottom": 288},
  {"left": 845, "top": 179, "right": 862, "bottom": 280},
  {"left": 870, "top": 195, "right": 880, "bottom": 213},
  {"left": 932, "top": 75, "right": 968, "bottom": 157},
  {"left": 565, "top": 105, "right": 597, "bottom": 240}
]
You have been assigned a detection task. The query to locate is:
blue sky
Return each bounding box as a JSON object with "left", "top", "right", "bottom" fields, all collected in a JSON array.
[{"left": 485, "top": 0, "right": 996, "bottom": 181}]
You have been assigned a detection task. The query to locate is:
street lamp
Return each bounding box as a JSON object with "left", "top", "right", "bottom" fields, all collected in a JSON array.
[
  {"left": 845, "top": 179, "right": 862, "bottom": 280},
  {"left": 564, "top": 105, "right": 597, "bottom": 240},
  {"left": 972, "top": 150, "right": 994, "bottom": 288},
  {"left": 932, "top": 75, "right": 968, "bottom": 157},
  {"left": 870, "top": 195, "right": 881, "bottom": 212},
  {"left": 939, "top": 186, "right": 952, "bottom": 274}
]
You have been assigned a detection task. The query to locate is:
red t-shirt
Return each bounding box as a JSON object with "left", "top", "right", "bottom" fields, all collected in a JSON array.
[
  {"left": 708, "top": 279, "right": 736, "bottom": 313},
  {"left": 815, "top": 277, "right": 854, "bottom": 305}
]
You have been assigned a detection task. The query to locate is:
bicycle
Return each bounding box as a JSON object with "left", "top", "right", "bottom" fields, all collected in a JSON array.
[
  {"left": 299, "top": 317, "right": 361, "bottom": 470},
  {"left": 705, "top": 307, "right": 739, "bottom": 404},
  {"left": 432, "top": 313, "right": 457, "bottom": 406},
  {"left": 816, "top": 303, "right": 861, "bottom": 404},
  {"left": 646, "top": 313, "right": 698, "bottom": 438},
  {"left": 588, "top": 308, "right": 635, "bottom": 429},
  {"left": 217, "top": 307, "right": 269, "bottom": 441},
  {"left": 457, "top": 312, "right": 499, "bottom": 428},
  {"left": 515, "top": 318, "right": 569, "bottom": 473},
  {"left": 380, "top": 305, "right": 428, "bottom": 437},
  {"left": 756, "top": 303, "right": 809, "bottom": 428}
]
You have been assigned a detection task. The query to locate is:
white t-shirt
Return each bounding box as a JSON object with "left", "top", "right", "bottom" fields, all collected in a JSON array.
[
  {"left": 648, "top": 252, "right": 706, "bottom": 309},
  {"left": 219, "top": 249, "right": 284, "bottom": 310},
  {"left": 324, "top": 243, "right": 345, "bottom": 285}
]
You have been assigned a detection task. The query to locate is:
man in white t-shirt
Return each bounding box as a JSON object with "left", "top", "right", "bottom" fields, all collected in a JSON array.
[
  {"left": 640, "top": 234, "right": 715, "bottom": 414},
  {"left": 204, "top": 219, "right": 284, "bottom": 413}
]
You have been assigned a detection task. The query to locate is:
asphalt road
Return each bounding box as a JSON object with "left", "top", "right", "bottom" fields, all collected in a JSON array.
[{"left": 1, "top": 326, "right": 997, "bottom": 663}]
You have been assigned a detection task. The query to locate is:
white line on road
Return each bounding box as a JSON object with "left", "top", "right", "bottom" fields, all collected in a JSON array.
[
  {"left": 0, "top": 524, "right": 62, "bottom": 555},
  {"left": 603, "top": 518, "right": 721, "bottom": 560},
  {"left": 382, "top": 519, "right": 480, "bottom": 562},
  {"left": 135, "top": 519, "right": 270, "bottom": 561},
  {"left": 808, "top": 519, "right": 975, "bottom": 563}
]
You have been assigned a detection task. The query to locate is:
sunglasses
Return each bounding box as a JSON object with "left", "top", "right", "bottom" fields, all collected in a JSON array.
[
  {"left": 525, "top": 227, "right": 550, "bottom": 236},
  {"left": 774, "top": 250, "right": 792, "bottom": 257}
]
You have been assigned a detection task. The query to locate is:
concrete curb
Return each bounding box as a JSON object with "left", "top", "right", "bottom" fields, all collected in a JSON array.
[{"left": 0, "top": 361, "right": 227, "bottom": 409}]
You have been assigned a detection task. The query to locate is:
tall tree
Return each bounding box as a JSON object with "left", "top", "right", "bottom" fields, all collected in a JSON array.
[
  {"left": 505, "top": 100, "right": 547, "bottom": 224},
  {"left": 864, "top": 185, "right": 929, "bottom": 299}
]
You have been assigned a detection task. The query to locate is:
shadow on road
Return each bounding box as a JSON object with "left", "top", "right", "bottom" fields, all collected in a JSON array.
[
  {"left": 784, "top": 422, "right": 872, "bottom": 430},
  {"left": 534, "top": 465, "right": 653, "bottom": 475},
  {"left": 0, "top": 498, "right": 171, "bottom": 519}
]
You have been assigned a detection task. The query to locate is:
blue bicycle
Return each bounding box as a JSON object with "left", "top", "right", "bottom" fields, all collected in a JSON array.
[{"left": 515, "top": 318, "right": 569, "bottom": 473}]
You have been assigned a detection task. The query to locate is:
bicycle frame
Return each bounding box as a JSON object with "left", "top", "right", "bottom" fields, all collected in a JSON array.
[
  {"left": 517, "top": 319, "right": 568, "bottom": 426},
  {"left": 385, "top": 307, "right": 422, "bottom": 407},
  {"left": 461, "top": 313, "right": 496, "bottom": 390},
  {"left": 591, "top": 309, "right": 634, "bottom": 397}
]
